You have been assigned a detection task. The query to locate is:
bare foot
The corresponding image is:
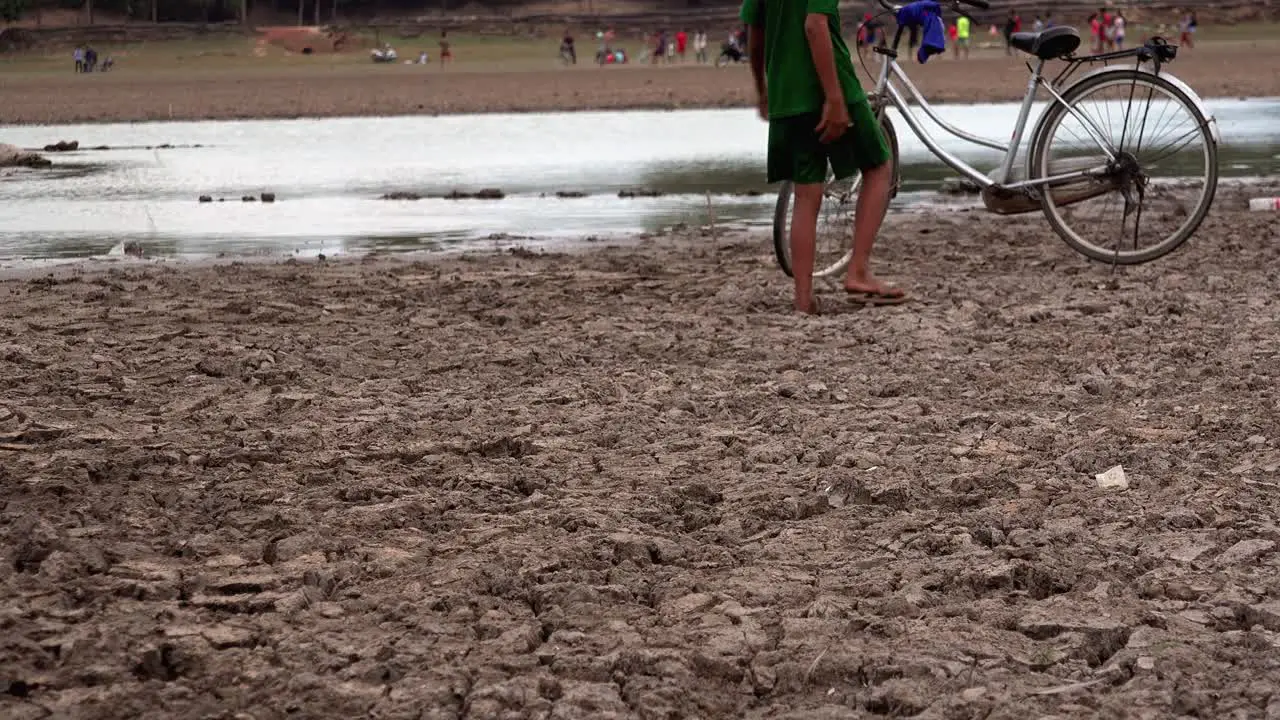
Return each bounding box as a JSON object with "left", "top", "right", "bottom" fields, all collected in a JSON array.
[{"left": 794, "top": 295, "right": 821, "bottom": 316}]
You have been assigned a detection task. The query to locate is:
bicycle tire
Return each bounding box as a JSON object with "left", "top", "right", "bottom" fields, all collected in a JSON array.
[
  {"left": 772, "top": 111, "right": 899, "bottom": 279},
  {"left": 1029, "top": 69, "right": 1218, "bottom": 265}
]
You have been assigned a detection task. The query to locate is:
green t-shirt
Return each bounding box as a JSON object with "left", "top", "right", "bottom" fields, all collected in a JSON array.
[{"left": 739, "top": 0, "right": 866, "bottom": 119}]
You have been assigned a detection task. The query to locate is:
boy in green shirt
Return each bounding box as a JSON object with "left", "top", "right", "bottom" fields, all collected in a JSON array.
[{"left": 742, "top": 0, "right": 905, "bottom": 314}]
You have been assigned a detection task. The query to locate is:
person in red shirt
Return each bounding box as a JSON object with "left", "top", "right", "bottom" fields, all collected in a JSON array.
[{"left": 676, "top": 29, "right": 688, "bottom": 60}]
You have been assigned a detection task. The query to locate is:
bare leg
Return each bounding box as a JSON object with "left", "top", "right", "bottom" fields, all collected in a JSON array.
[
  {"left": 790, "top": 182, "right": 824, "bottom": 314},
  {"left": 844, "top": 161, "right": 904, "bottom": 300}
]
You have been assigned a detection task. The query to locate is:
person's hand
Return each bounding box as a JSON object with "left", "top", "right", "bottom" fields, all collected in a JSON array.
[
  {"left": 756, "top": 94, "right": 768, "bottom": 121},
  {"left": 815, "top": 99, "right": 851, "bottom": 143}
]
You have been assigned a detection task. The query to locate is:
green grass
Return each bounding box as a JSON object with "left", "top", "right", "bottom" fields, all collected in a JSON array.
[{"left": 0, "top": 31, "right": 579, "bottom": 75}]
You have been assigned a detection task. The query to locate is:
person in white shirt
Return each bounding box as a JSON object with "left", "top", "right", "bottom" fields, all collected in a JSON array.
[{"left": 1113, "top": 13, "right": 1126, "bottom": 49}]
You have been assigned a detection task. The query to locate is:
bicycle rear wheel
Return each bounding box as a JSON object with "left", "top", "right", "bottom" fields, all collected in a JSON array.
[
  {"left": 772, "top": 112, "right": 899, "bottom": 279},
  {"left": 1029, "top": 70, "right": 1218, "bottom": 265}
]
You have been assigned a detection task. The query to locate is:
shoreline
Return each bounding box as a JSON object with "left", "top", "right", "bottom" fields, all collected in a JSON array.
[
  {"left": 2, "top": 176, "right": 1276, "bottom": 277},
  {"left": 4, "top": 90, "right": 1280, "bottom": 129}
]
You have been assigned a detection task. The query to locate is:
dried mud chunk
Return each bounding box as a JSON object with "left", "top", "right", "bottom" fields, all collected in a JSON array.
[
  {"left": 747, "top": 442, "right": 792, "bottom": 466},
  {"left": 1017, "top": 609, "right": 1131, "bottom": 667},
  {"left": 201, "top": 624, "right": 256, "bottom": 650},
  {"left": 194, "top": 357, "right": 233, "bottom": 378},
  {"left": 1215, "top": 539, "right": 1274, "bottom": 567},
  {"left": 1243, "top": 603, "right": 1280, "bottom": 632},
  {"left": 190, "top": 591, "right": 288, "bottom": 614},
  {"left": 471, "top": 436, "right": 538, "bottom": 459},
  {"left": 664, "top": 592, "right": 717, "bottom": 615},
  {"left": 210, "top": 573, "right": 279, "bottom": 595},
  {"left": 608, "top": 533, "right": 684, "bottom": 566},
  {"left": 134, "top": 639, "right": 204, "bottom": 681},
  {"left": 8, "top": 515, "right": 61, "bottom": 573}
]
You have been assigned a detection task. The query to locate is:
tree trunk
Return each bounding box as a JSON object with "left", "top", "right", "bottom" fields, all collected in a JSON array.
[
  {"left": 241, "top": 0, "right": 248, "bottom": 25},
  {"left": 331, "top": 0, "right": 337, "bottom": 24},
  {"left": 86, "top": 0, "right": 94, "bottom": 25},
  {"left": 297, "top": 0, "right": 303, "bottom": 25},
  {"left": 151, "top": 0, "right": 157, "bottom": 23},
  {"left": 313, "top": 0, "right": 319, "bottom": 26}
]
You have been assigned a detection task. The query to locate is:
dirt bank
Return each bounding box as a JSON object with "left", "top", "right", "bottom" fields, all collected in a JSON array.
[
  {"left": 2, "top": 37, "right": 1278, "bottom": 125},
  {"left": 4, "top": 190, "right": 1280, "bottom": 718}
]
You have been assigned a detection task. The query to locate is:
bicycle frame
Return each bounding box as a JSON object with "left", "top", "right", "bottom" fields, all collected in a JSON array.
[{"left": 868, "top": 46, "right": 1115, "bottom": 191}]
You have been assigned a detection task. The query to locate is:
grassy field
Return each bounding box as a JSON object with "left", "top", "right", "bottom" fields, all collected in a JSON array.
[
  {"left": 0, "top": 31, "right": 614, "bottom": 74},
  {"left": 2, "top": 19, "right": 1275, "bottom": 77}
]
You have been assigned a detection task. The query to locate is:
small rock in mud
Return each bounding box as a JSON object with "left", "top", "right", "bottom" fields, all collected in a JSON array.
[
  {"left": 0, "top": 143, "right": 51, "bottom": 168},
  {"left": 198, "top": 195, "right": 212, "bottom": 203},
  {"left": 443, "top": 188, "right": 504, "bottom": 200},
  {"left": 381, "top": 191, "right": 422, "bottom": 201},
  {"left": 42, "top": 140, "right": 79, "bottom": 152},
  {"left": 618, "top": 188, "right": 664, "bottom": 198},
  {"left": 939, "top": 177, "right": 982, "bottom": 195},
  {"left": 260, "top": 192, "right": 276, "bottom": 203},
  {"left": 556, "top": 190, "right": 588, "bottom": 198},
  {"left": 241, "top": 195, "right": 257, "bottom": 202}
]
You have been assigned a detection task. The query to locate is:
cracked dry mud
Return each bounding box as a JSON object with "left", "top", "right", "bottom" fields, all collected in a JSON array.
[{"left": 3, "top": 193, "right": 1280, "bottom": 719}]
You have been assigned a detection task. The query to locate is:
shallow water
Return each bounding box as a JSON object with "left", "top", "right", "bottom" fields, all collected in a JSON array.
[{"left": 1, "top": 98, "right": 1276, "bottom": 261}]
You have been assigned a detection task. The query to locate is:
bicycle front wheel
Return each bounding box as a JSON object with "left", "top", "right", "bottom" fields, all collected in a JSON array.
[
  {"left": 772, "top": 112, "right": 899, "bottom": 279},
  {"left": 1030, "top": 70, "right": 1218, "bottom": 265}
]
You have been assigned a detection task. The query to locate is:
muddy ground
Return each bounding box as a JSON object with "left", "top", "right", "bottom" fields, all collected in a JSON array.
[
  {"left": 4, "top": 186, "right": 1280, "bottom": 718},
  {"left": 2, "top": 36, "right": 1279, "bottom": 125}
]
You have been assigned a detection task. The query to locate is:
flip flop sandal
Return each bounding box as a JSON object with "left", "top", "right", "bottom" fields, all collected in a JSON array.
[{"left": 846, "top": 289, "right": 909, "bottom": 306}]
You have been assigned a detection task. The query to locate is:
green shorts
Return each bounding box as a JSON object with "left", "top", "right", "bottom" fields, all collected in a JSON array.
[{"left": 767, "top": 97, "right": 890, "bottom": 185}]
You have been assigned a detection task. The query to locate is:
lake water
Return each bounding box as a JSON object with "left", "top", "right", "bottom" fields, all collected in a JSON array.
[{"left": 1, "top": 98, "right": 1277, "bottom": 262}]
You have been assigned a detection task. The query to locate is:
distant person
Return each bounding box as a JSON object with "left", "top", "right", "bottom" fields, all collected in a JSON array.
[
  {"left": 73, "top": 46, "right": 84, "bottom": 73},
  {"left": 1112, "top": 12, "right": 1126, "bottom": 49},
  {"left": 1088, "top": 12, "right": 1101, "bottom": 52},
  {"left": 438, "top": 31, "right": 452, "bottom": 66},
  {"left": 694, "top": 29, "right": 708, "bottom": 63},
  {"left": 1033, "top": 15, "right": 1045, "bottom": 32},
  {"left": 653, "top": 30, "right": 667, "bottom": 64},
  {"left": 561, "top": 29, "right": 576, "bottom": 64},
  {"left": 676, "top": 29, "right": 688, "bottom": 60},
  {"left": 1003, "top": 10, "right": 1018, "bottom": 55},
  {"left": 1180, "top": 11, "right": 1197, "bottom": 48},
  {"left": 955, "top": 13, "right": 970, "bottom": 58}
]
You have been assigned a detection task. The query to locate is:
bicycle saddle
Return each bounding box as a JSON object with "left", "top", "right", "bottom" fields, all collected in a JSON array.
[{"left": 1010, "top": 25, "right": 1081, "bottom": 60}]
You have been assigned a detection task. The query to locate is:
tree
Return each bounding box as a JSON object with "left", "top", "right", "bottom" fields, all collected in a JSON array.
[{"left": 0, "top": 0, "right": 27, "bottom": 22}]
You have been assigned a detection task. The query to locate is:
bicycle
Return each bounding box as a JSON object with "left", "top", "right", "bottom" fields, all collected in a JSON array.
[{"left": 773, "top": 0, "right": 1221, "bottom": 279}]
